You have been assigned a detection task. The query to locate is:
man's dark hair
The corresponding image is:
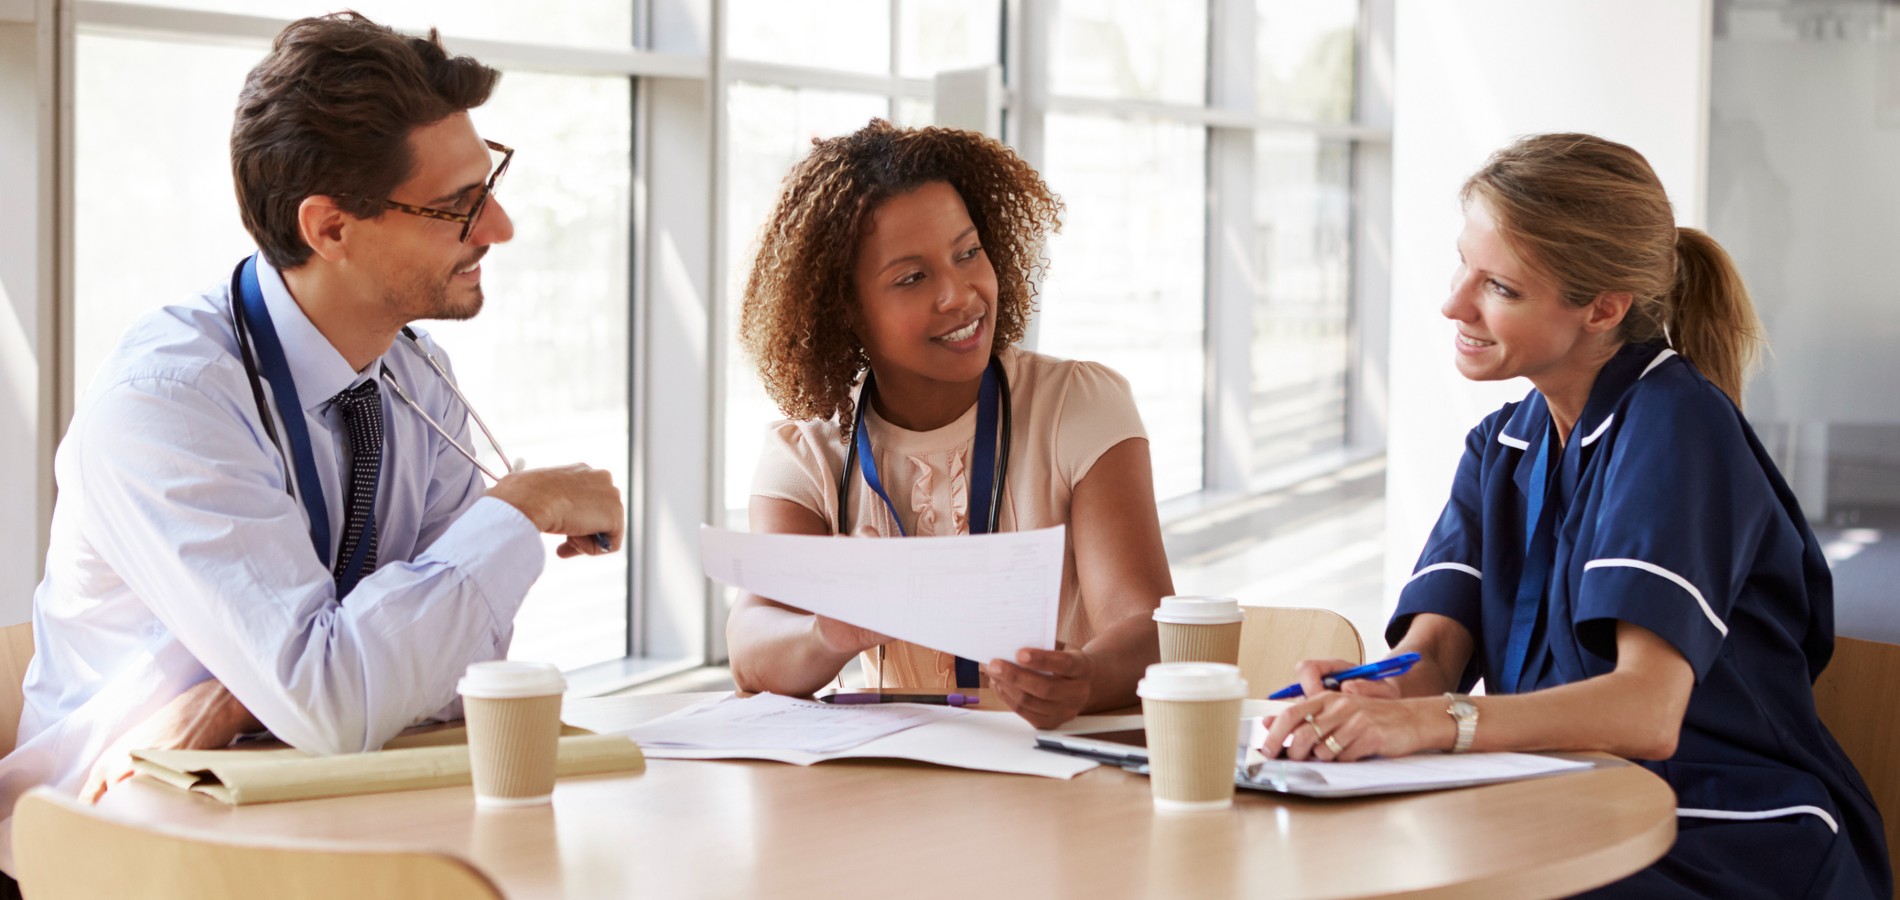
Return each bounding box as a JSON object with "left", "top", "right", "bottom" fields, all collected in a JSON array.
[{"left": 231, "top": 11, "right": 500, "bottom": 269}]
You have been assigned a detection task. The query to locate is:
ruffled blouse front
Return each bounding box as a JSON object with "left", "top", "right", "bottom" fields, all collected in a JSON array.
[{"left": 861, "top": 401, "right": 978, "bottom": 539}]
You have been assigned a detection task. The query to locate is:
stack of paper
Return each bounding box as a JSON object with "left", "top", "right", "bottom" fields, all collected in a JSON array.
[
  {"left": 618, "top": 694, "right": 964, "bottom": 753},
  {"left": 570, "top": 693, "right": 1098, "bottom": 779}
]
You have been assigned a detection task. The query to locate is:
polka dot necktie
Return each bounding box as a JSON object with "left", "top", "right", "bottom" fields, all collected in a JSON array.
[{"left": 330, "top": 379, "right": 383, "bottom": 598}]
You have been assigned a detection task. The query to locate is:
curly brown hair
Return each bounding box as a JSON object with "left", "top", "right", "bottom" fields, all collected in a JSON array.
[{"left": 739, "top": 119, "right": 1063, "bottom": 431}]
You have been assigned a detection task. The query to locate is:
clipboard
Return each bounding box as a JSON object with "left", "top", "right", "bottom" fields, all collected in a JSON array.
[{"left": 1036, "top": 722, "right": 1602, "bottom": 798}]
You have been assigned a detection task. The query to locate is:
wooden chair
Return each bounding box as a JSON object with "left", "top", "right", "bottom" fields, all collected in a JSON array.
[
  {"left": 1237, "top": 606, "right": 1365, "bottom": 698},
  {"left": 13, "top": 787, "right": 502, "bottom": 900},
  {"left": 1812, "top": 635, "right": 1900, "bottom": 891},
  {"left": 0, "top": 621, "right": 34, "bottom": 757}
]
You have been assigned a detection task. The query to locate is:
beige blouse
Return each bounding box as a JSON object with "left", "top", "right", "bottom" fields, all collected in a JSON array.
[{"left": 750, "top": 347, "right": 1148, "bottom": 689}]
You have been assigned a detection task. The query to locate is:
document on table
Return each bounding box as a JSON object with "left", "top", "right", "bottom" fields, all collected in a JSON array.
[
  {"left": 1238, "top": 749, "right": 1592, "bottom": 798},
  {"left": 616, "top": 693, "right": 964, "bottom": 753},
  {"left": 571, "top": 693, "right": 1098, "bottom": 780},
  {"left": 698, "top": 524, "right": 1064, "bottom": 665}
]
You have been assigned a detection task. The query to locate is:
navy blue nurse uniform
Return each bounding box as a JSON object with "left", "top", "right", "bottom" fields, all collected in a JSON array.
[{"left": 1390, "top": 341, "right": 1889, "bottom": 899}]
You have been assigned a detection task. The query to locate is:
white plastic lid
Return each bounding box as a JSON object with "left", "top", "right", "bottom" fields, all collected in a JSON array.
[
  {"left": 1152, "top": 596, "right": 1244, "bottom": 625},
  {"left": 1137, "top": 662, "right": 1247, "bottom": 702},
  {"left": 457, "top": 660, "right": 566, "bottom": 700}
]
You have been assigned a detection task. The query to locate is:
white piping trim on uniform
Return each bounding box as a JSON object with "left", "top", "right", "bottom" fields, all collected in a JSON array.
[
  {"left": 1406, "top": 562, "right": 1481, "bottom": 585},
  {"left": 1579, "top": 415, "right": 1616, "bottom": 447},
  {"left": 1497, "top": 433, "right": 1529, "bottom": 450},
  {"left": 1677, "top": 805, "right": 1839, "bottom": 834},
  {"left": 1640, "top": 348, "right": 1678, "bottom": 379},
  {"left": 1582, "top": 558, "right": 1729, "bottom": 637}
]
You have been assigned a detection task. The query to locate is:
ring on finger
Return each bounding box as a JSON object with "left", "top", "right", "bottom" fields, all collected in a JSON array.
[{"left": 1323, "top": 734, "right": 1344, "bottom": 755}]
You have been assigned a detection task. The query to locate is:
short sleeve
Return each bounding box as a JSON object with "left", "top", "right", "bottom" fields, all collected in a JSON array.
[
  {"left": 1050, "top": 360, "right": 1148, "bottom": 487},
  {"left": 750, "top": 419, "right": 834, "bottom": 523},
  {"left": 1573, "top": 380, "right": 1770, "bottom": 680},
  {"left": 1388, "top": 419, "right": 1489, "bottom": 682}
]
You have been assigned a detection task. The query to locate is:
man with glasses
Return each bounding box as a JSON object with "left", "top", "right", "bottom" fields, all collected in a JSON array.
[{"left": 0, "top": 13, "right": 622, "bottom": 880}]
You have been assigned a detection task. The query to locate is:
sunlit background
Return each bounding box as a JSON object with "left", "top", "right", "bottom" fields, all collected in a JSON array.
[{"left": 4, "top": 0, "right": 1893, "bottom": 688}]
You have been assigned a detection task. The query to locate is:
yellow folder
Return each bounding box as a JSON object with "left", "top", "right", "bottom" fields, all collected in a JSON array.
[{"left": 129, "top": 726, "right": 644, "bottom": 805}]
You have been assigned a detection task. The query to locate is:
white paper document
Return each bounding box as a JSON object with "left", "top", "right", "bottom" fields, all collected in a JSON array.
[
  {"left": 1241, "top": 750, "right": 1591, "bottom": 797},
  {"left": 615, "top": 693, "right": 964, "bottom": 753},
  {"left": 698, "top": 524, "right": 1065, "bottom": 665},
  {"left": 571, "top": 693, "right": 1098, "bottom": 780}
]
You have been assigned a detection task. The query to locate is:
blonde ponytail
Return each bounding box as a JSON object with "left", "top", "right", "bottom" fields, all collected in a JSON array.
[{"left": 1670, "top": 228, "right": 1762, "bottom": 407}]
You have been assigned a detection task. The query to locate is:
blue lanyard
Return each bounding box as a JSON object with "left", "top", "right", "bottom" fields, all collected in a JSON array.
[
  {"left": 233, "top": 255, "right": 376, "bottom": 594},
  {"left": 849, "top": 357, "right": 1007, "bottom": 687},
  {"left": 1500, "top": 424, "right": 1557, "bottom": 693},
  {"left": 853, "top": 360, "right": 1003, "bottom": 538}
]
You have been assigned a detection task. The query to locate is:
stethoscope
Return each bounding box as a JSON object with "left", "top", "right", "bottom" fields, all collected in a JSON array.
[
  {"left": 835, "top": 355, "right": 1012, "bottom": 688},
  {"left": 228, "top": 255, "right": 520, "bottom": 571}
]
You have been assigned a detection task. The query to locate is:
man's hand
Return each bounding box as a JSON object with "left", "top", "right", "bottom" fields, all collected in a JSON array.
[
  {"left": 986, "top": 647, "right": 1094, "bottom": 730},
  {"left": 485, "top": 463, "right": 625, "bottom": 558},
  {"left": 83, "top": 679, "right": 261, "bottom": 803}
]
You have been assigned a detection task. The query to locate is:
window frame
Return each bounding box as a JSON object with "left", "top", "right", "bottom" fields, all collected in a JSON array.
[{"left": 6, "top": 0, "right": 1392, "bottom": 686}]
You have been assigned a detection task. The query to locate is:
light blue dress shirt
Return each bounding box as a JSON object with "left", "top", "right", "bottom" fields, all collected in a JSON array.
[{"left": 0, "top": 255, "right": 545, "bottom": 869}]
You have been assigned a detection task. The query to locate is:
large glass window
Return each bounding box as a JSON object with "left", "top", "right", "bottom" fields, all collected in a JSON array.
[
  {"left": 898, "top": 0, "right": 1001, "bottom": 79},
  {"left": 1050, "top": 0, "right": 1208, "bottom": 104},
  {"left": 73, "top": 35, "right": 258, "bottom": 387},
  {"left": 1038, "top": 116, "right": 1208, "bottom": 500},
  {"left": 98, "top": 0, "right": 634, "bottom": 48},
  {"left": 1249, "top": 135, "right": 1353, "bottom": 480},
  {"left": 727, "top": 0, "right": 889, "bottom": 73},
  {"left": 1255, "top": 0, "right": 1358, "bottom": 122}
]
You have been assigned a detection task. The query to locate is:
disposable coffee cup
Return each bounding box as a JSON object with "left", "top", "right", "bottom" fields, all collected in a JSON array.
[
  {"left": 458, "top": 660, "right": 567, "bottom": 808},
  {"left": 1153, "top": 596, "right": 1245, "bottom": 666},
  {"left": 1139, "top": 662, "right": 1246, "bottom": 812}
]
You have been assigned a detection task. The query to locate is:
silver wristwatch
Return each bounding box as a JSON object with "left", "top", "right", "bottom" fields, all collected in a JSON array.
[{"left": 1444, "top": 693, "right": 1478, "bottom": 754}]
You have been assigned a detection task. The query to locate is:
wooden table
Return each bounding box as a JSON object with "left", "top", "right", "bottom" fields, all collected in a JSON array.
[{"left": 99, "top": 693, "right": 1677, "bottom": 899}]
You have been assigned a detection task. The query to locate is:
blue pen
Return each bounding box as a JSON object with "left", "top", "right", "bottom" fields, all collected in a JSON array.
[
  {"left": 1267, "top": 652, "right": 1422, "bottom": 700},
  {"left": 594, "top": 532, "right": 612, "bottom": 552}
]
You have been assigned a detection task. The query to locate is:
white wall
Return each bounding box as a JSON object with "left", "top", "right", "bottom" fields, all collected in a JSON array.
[
  {"left": 1382, "top": 0, "right": 1713, "bottom": 635},
  {"left": 1709, "top": 29, "right": 1900, "bottom": 513}
]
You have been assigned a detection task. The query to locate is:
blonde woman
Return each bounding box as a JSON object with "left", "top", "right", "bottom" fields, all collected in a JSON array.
[
  {"left": 1266, "top": 134, "right": 1888, "bottom": 898},
  {"left": 726, "top": 120, "right": 1173, "bottom": 729}
]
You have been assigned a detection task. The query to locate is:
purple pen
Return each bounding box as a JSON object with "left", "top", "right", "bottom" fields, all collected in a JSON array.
[{"left": 821, "top": 692, "right": 981, "bottom": 707}]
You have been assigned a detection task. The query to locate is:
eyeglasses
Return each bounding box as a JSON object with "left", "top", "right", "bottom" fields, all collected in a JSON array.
[{"left": 375, "top": 139, "right": 513, "bottom": 243}]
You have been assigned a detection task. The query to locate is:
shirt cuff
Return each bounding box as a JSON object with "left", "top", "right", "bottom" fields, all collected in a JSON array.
[{"left": 421, "top": 495, "right": 546, "bottom": 627}]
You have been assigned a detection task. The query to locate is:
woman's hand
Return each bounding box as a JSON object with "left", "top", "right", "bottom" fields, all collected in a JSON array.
[
  {"left": 812, "top": 616, "right": 890, "bottom": 657},
  {"left": 1259, "top": 692, "right": 1448, "bottom": 763},
  {"left": 987, "top": 647, "right": 1094, "bottom": 730},
  {"left": 1286, "top": 658, "right": 1402, "bottom": 702}
]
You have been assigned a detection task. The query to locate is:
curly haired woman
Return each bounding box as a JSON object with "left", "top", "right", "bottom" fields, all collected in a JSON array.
[{"left": 725, "top": 120, "right": 1174, "bottom": 729}]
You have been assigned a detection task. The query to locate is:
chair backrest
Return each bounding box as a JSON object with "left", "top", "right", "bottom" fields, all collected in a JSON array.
[
  {"left": 1813, "top": 635, "right": 1900, "bottom": 888},
  {"left": 13, "top": 787, "right": 503, "bottom": 900},
  {"left": 0, "top": 621, "right": 34, "bottom": 758},
  {"left": 1237, "top": 606, "right": 1365, "bottom": 698}
]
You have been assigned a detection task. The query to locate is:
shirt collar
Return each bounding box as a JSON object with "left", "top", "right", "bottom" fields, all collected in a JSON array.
[
  {"left": 1494, "top": 340, "right": 1673, "bottom": 498},
  {"left": 255, "top": 254, "right": 381, "bottom": 412},
  {"left": 1572, "top": 340, "right": 1671, "bottom": 448}
]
